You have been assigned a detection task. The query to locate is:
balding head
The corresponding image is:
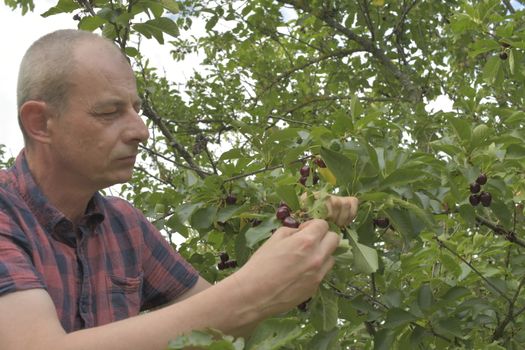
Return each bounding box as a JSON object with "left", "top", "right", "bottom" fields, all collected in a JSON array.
[{"left": 16, "top": 29, "right": 128, "bottom": 142}]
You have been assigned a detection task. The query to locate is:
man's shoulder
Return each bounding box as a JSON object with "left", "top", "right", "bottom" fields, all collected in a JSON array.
[
  {"left": 0, "top": 170, "right": 24, "bottom": 210},
  {"left": 98, "top": 195, "right": 145, "bottom": 221},
  {"left": 0, "top": 168, "right": 16, "bottom": 192},
  {"left": 101, "top": 195, "right": 137, "bottom": 211}
]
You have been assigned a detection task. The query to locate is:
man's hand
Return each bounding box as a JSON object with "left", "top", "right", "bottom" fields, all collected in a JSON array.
[
  {"left": 300, "top": 192, "right": 359, "bottom": 227},
  {"left": 325, "top": 195, "right": 359, "bottom": 226},
  {"left": 231, "top": 219, "right": 340, "bottom": 319}
]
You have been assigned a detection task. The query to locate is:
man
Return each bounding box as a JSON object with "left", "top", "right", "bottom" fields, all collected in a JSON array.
[{"left": 0, "top": 29, "right": 359, "bottom": 350}]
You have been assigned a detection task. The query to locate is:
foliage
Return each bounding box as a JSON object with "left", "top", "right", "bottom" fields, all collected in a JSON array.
[{"left": 4, "top": 0, "right": 525, "bottom": 348}]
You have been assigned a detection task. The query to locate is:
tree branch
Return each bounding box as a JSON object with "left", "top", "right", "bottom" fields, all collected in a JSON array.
[
  {"left": 434, "top": 236, "right": 513, "bottom": 303},
  {"left": 357, "top": 0, "right": 375, "bottom": 41},
  {"left": 139, "top": 144, "right": 213, "bottom": 176},
  {"left": 492, "top": 275, "right": 525, "bottom": 341},
  {"left": 141, "top": 100, "right": 209, "bottom": 179},
  {"left": 261, "top": 48, "right": 362, "bottom": 94},
  {"left": 475, "top": 215, "right": 525, "bottom": 248},
  {"left": 502, "top": 0, "right": 515, "bottom": 14},
  {"left": 276, "top": 0, "right": 423, "bottom": 103},
  {"left": 222, "top": 155, "right": 313, "bottom": 183}
]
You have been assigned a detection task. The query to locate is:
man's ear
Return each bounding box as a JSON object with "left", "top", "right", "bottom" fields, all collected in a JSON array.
[{"left": 19, "top": 101, "right": 53, "bottom": 144}]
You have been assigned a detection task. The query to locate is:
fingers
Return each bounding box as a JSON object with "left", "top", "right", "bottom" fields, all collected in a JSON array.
[
  {"left": 272, "top": 225, "right": 300, "bottom": 239},
  {"left": 319, "top": 230, "right": 340, "bottom": 256},
  {"left": 296, "top": 219, "right": 329, "bottom": 240},
  {"left": 326, "top": 196, "right": 359, "bottom": 226}
]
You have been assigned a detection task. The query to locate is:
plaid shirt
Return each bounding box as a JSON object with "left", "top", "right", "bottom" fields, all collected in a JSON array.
[{"left": 0, "top": 151, "right": 199, "bottom": 332}]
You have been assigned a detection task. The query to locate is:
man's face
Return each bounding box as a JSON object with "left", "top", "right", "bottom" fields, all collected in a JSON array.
[{"left": 47, "top": 40, "right": 149, "bottom": 191}]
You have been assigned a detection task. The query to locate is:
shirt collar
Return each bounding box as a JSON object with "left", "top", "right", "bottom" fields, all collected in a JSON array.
[{"left": 11, "top": 150, "right": 105, "bottom": 246}]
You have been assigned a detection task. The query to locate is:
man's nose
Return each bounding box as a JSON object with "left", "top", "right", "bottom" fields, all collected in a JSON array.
[{"left": 124, "top": 109, "right": 150, "bottom": 144}]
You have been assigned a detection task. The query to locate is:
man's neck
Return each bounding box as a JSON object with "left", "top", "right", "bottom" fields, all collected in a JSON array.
[{"left": 25, "top": 149, "right": 94, "bottom": 224}]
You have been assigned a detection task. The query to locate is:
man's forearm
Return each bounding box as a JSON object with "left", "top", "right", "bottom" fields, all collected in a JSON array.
[{"left": 12, "top": 274, "right": 262, "bottom": 350}]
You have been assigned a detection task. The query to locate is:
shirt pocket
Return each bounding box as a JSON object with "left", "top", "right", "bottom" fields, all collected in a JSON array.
[{"left": 106, "top": 272, "right": 143, "bottom": 320}]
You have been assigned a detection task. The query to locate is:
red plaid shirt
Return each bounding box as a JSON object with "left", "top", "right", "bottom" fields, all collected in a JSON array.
[{"left": 0, "top": 151, "right": 199, "bottom": 332}]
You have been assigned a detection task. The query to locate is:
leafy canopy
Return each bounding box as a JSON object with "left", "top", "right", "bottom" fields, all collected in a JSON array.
[{"left": 4, "top": 0, "right": 525, "bottom": 348}]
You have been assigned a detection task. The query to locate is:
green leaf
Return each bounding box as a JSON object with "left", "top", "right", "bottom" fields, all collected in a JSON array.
[
  {"left": 190, "top": 206, "right": 218, "bottom": 230},
  {"left": 384, "top": 308, "right": 417, "bottom": 328},
  {"left": 168, "top": 329, "right": 244, "bottom": 350},
  {"left": 175, "top": 203, "right": 202, "bottom": 224},
  {"left": 245, "top": 216, "right": 281, "bottom": 248},
  {"left": 206, "top": 15, "right": 219, "bottom": 31},
  {"left": 417, "top": 284, "right": 433, "bottom": 312},
  {"left": 383, "top": 289, "right": 402, "bottom": 308},
  {"left": 449, "top": 117, "right": 471, "bottom": 144},
  {"left": 347, "top": 229, "right": 378, "bottom": 274},
  {"left": 78, "top": 15, "right": 107, "bottom": 31},
  {"left": 483, "top": 55, "right": 502, "bottom": 85},
  {"left": 216, "top": 204, "right": 248, "bottom": 223},
  {"left": 168, "top": 330, "right": 213, "bottom": 348},
  {"left": 275, "top": 184, "right": 300, "bottom": 211},
  {"left": 383, "top": 207, "right": 426, "bottom": 239},
  {"left": 509, "top": 49, "right": 515, "bottom": 74},
  {"left": 471, "top": 124, "right": 491, "bottom": 148},
  {"left": 310, "top": 288, "right": 339, "bottom": 332},
  {"left": 246, "top": 318, "right": 303, "bottom": 350},
  {"left": 468, "top": 39, "right": 500, "bottom": 58},
  {"left": 506, "top": 144, "right": 525, "bottom": 159},
  {"left": 306, "top": 329, "right": 340, "bottom": 350},
  {"left": 41, "top": 0, "right": 78, "bottom": 17},
  {"left": 350, "top": 95, "right": 363, "bottom": 120},
  {"left": 133, "top": 17, "right": 179, "bottom": 44},
  {"left": 160, "top": 0, "right": 179, "bottom": 13},
  {"left": 373, "top": 328, "right": 396, "bottom": 350},
  {"left": 380, "top": 168, "right": 426, "bottom": 189},
  {"left": 435, "top": 317, "right": 464, "bottom": 338},
  {"left": 320, "top": 147, "right": 354, "bottom": 189},
  {"left": 441, "top": 286, "right": 470, "bottom": 303},
  {"left": 391, "top": 198, "right": 435, "bottom": 229}
]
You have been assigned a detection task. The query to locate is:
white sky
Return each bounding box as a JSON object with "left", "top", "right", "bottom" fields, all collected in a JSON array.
[{"left": 0, "top": 2, "right": 205, "bottom": 158}]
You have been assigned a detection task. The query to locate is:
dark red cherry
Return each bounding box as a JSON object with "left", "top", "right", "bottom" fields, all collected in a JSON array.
[
  {"left": 300, "top": 165, "right": 310, "bottom": 177},
  {"left": 314, "top": 158, "right": 326, "bottom": 168},
  {"left": 476, "top": 173, "right": 488, "bottom": 185},
  {"left": 480, "top": 191, "right": 492, "bottom": 207},
  {"left": 470, "top": 182, "right": 481, "bottom": 194},
  {"left": 469, "top": 194, "right": 480, "bottom": 206},
  {"left": 225, "top": 194, "right": 237, "bottom": 205},
  {"left": 282, "top": 216, "right": 300, "bottom": 228},
  {"left": 219, "top": 252, "right": 229, "bottom": 263},
  {"left": 373, "top": 217, "right": 390, "bottom": 229},
  {"left": 276, "top": 206, "right": 291, "bottom": 221}
]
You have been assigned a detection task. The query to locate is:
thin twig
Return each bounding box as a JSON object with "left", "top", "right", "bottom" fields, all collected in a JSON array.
[
  {"left": 475, "top": 215, "right": 525, "bottom": 248},
  {"left": 434, "top": 236, "right": 512, "bottom": 303}
]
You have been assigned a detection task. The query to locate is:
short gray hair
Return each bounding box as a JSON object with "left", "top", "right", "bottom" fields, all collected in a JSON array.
[{"left": 16, "top": 29, "right": 121, "bottom": 140}]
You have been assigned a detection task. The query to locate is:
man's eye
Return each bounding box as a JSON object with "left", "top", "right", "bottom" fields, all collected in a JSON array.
[{"left": 94, "top": 110, "right": 118, "bottom": 117}]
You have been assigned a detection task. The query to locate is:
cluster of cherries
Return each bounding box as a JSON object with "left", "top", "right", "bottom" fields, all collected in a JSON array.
[
  {"left": 276, "top": 202, "right": 300, "bottom": 228},
  {"left": 468, "top": 173, "right": 492, "bottom": 207},
  {"left": 298, "top": 157, "right": 326, "bottom": 186},
  {"left": 217, "top": 252, "right": 238, "bottom": 270}
]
